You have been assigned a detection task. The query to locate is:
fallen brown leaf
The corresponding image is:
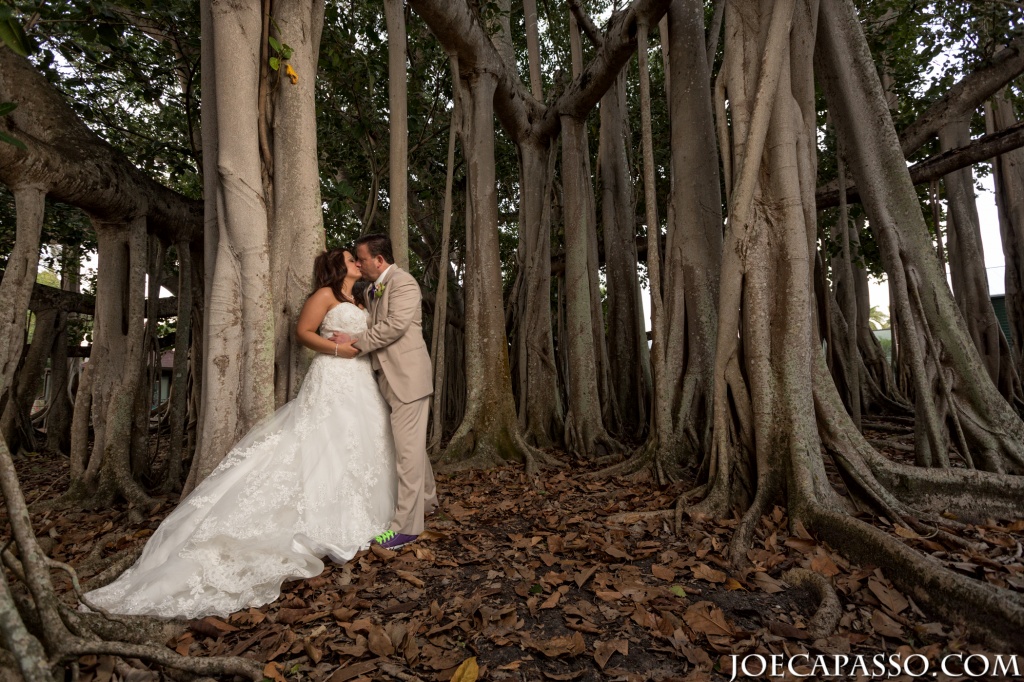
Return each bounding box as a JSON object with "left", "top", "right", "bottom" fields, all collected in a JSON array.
[
  {"left": 593, "top": 639, "right": 629, "bottom": 670},
  {"left": 691, "top": 563, "right": 727, "bottom": 584},
  {"left": 684, "top": 601, "right": 734, "bottom": 638},
  {"left": 325, "top": 660, "right": 376, "bottom": 682},
  {"left": 651, "top": 564, "right": 675, "bottom": 581},
  {"left": 263, "top": 662, "right": 287, "bottom": 682},
  {"left": 868, "top": 577, "right": 909, "bottom": 615},
  {"left": 870, "top": 608, "right": 905, "bottom": 638},
  {"left": 395, "top": 569, "right": 425, "bottom": 587}
]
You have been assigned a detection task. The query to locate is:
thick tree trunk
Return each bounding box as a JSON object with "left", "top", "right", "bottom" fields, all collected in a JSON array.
[
  {"left": 513, "top": 139, "right": 564, "bottom": 448},
  {"left": 1, "top": 307, "right": 57, "bottom": 454},
  {"left": 562, "top": 113, "right": 621, "bottom": 458},
  {"left": 819, "top": 0, "right": 1024, "bottom": 472},
  {"left": 833, "top": 153, "right": 862, "bottom": 427},
  {"left": 0, "top": 187, "right": 45, "bottom": 397},
  {"left": 44, "top": 245, "right": 80, "bottom": 456},
  {"left": 438, "top": 70, "right": 550, "bottom": 470},
  {"left": 660, "top": 0, "right": 722, "bottom": 470},
  {"left": 599, "top": 70, "right": 651, "bottom": 440},
  {"left": 428, "top": 57, "right": 459, "bottom": 453},
  {"left": 189, "top": 0, "right": 276, "bottom": 492},
  {"left": 523, "top": 0, "right": 543, "bottom": 100},
  {"left": 164, "top": 242, "right": 193, "bottom": 491},
  {"left": 939, "top": 118, "right": 1021, "bottom": 404},
  {"left": 568, "top": 13, "right": 618, "bottom": 433},
  {"left": 73, "top": 220, "right": 153, "bottom": 509},
  {"left": 271, "top": 0, "right": 327, "bottom": 406},
  {"left": 987, "top": 89, "right": 1024, "bottom": 375},
  {"left": 385, "top": 0, "right": 410, "bottom": 269}
]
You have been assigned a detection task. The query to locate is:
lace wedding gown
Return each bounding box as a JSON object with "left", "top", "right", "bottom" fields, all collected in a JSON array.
[{"left": 82, "top": 303, "right": 396, "bottom": 619}]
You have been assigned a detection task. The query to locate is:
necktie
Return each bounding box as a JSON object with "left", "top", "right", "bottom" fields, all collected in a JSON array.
[{"left": 369, "top": 283, "right": 377, "bottom": 299}]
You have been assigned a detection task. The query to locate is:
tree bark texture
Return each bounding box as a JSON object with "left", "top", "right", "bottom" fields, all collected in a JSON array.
[
  {"left": 1, "top": 307, "right": 56, "bottom": 454},
  {"left": 190, "top": 0, "right": 280, "bottom": 491},
  {"left": 939, "top": 117, "right": 1021, "bottom": 404},
  {"left": 818, "top": 0, "right": 1024, "bottom": 472},
  {"left": 271, "top": 0, "right": 327, "bottom": 407},
  {"left": 599, "top": 70, "right": 651, "bottom": 440},
  {"left": 439, "top": 69, "right": 534, "bottom": 468},
  {"left": 561, "top": 112, "right": 620, "bottom": 458},
  {"left": 659, "top": 0, "right": 721, "bottom": 471},
  {"left": 987, "top": 89, "right": 1024, "bottom": 375},
  {"left": 384, "top": 0, "right": 410, "bottom": 269},
  {"left": 0, "top": 187, "right": 45, "bottom": 398},
  {"left": 77, "top": 220, "right": 152, "bottom": 508},
  {"left": 0, "top": 50, "right": 201, "bottom": 242},
  {"left": 512, "top": 139, "right": 565, "bottom": 448}
]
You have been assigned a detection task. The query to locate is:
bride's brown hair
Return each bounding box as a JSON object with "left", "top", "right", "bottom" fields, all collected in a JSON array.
[{"left": 312, "top": 248, "right": 354, "bottom": 304}]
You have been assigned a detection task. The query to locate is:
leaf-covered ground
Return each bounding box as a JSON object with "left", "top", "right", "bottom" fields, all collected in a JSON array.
[{"left": 8, "top": 428, "right": 1024, "bottom": 682}]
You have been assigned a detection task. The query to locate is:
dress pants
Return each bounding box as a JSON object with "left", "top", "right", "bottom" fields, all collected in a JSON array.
[{"left": 377, "top": 371, "right": 437, "bottom": 535}]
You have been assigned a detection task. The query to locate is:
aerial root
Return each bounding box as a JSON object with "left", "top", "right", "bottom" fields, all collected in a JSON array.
[{"left": 782, "top": 568, "right": 842, "bottom": 640}]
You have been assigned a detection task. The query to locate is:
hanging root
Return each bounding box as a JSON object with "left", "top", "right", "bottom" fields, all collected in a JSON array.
[{"left": 782, "top": 568, "right": 842, "bottom": 640}]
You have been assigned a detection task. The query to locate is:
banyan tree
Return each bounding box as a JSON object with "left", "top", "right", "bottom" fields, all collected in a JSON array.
[{"left": 2, "top": 0, "right": 1024, "bottom": 675}]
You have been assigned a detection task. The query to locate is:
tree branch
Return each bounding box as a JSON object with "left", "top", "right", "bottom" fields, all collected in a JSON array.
[
  {"left": 899, "top": 36, "right": 1024, "bottom": 157},
  {"left": 568, "top": 0, "right": 604, "bottom": 48},
  {"left": 408, "top": 0, "right": 671, "bottom": 145},
  {"left": 0, "top": 50, "right": 201, "bottom": 243},
  {"left": 816, "top": 118, "right": 1024, "bottom": 209},
  {"left": 539, "top": 0, "right": 673, "bottom": 138}
]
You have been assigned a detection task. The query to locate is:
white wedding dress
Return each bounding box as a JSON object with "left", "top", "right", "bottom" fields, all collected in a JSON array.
[{"left": 82, "top": 303, "right": 396, "bottom": 619}]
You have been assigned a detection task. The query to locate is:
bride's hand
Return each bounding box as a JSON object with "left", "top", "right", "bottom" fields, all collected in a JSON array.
[{"left": 335, "top": 342, "right": 359, "bottom": 359}]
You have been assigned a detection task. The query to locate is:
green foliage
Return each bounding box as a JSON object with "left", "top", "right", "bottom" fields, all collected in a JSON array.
[
  {"left": 12, "top": 0, "right": 202, "bottom": 196},
  {"left": 267, "top": 30, "right": 294, "bottom": 73},
  {"left": 0, "top": 4, "right": 33, "bottom": 56},
  {"left": 869, "top": 305, "right": 889, "bottom": 331},
  {"left": 0, "top": 100, "right": 26, "bottom": 150}
]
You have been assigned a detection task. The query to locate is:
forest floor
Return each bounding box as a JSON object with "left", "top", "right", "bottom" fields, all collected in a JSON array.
[{"left": 8, "top": 419, "right": 1024, "bottom": 682}]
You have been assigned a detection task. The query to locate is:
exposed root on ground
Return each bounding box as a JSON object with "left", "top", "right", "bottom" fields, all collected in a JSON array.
[
  {"left": 802, "top": 501, "right": 1024, "bottom": 652},
  {"left": 782, "top": 568, "right": 842, "bottom": 639}
]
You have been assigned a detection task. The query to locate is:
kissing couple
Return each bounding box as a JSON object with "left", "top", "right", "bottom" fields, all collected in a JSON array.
[{"left": 84, "top": 234, "right": 438, "bottom": 619}]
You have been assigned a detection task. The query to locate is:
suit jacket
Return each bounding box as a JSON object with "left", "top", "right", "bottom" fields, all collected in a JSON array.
[{"left": 353, "top": 266, "right": 433, "bottom": 403}]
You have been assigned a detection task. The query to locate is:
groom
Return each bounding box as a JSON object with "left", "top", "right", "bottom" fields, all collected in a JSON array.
[{"left": 333, "top": 234, "right": 437, "bottom": 550}]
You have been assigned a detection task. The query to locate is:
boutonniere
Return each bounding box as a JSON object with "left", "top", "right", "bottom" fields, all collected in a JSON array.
[{"left": 374, "top": 282, "right": 387, "bottom": 299}]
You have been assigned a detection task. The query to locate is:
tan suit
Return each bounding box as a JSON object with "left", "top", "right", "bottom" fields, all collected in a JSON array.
[{"left": 353, "top": 266, "right": 437, "bottom": 535}]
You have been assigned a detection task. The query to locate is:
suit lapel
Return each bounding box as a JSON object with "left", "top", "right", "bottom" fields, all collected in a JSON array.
[{"left": 374, "top": 266, "right": 398, "bottom": 318}]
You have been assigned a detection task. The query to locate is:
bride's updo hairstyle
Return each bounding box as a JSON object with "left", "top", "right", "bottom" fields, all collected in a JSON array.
[{"left": 311, "top": 248, "right": 353, "bottom": 304}]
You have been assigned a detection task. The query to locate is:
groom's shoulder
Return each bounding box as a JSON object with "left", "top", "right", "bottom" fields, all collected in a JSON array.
[{"left": 391, "top": 267, "right": 421, "bottom": 288}]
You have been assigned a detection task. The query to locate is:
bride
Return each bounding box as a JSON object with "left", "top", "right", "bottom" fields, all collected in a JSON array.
[{"left": 82, "top": 248, "right": 397, "bottom": 619}]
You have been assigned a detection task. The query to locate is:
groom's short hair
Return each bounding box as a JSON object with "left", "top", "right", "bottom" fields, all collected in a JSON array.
[{"left": 355, "top": 233, "right": 395, "bottom": 264}]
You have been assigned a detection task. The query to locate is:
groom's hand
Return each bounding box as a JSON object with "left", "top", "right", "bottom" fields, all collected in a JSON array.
[
  {"left": 329, "top": 332, "right": 354, "bottom": 345},
  {"left": 336, "top": 342, "right": 359, "bottom": 359}
]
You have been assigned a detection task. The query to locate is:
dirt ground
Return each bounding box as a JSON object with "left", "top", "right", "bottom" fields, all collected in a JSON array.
[{"left": 7, "top": 423, "right": 1024, "bottom": 682}]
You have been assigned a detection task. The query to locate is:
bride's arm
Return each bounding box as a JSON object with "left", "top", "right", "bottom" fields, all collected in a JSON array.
[{"left": 296, "top": 288, "right": 345, "bottom": 356}]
